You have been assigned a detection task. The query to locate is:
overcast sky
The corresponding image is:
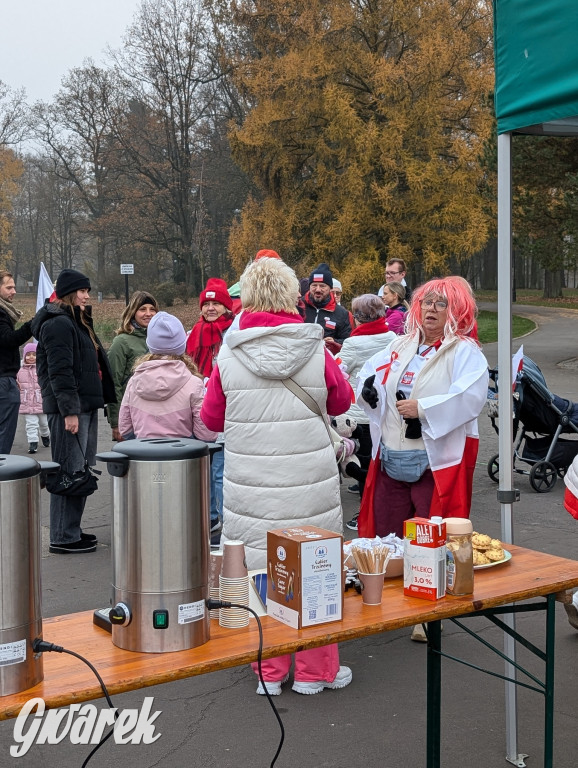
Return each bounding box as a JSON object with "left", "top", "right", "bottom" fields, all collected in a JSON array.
[{"left": 1, "top": 0, "right": 142, "bottom": 103}]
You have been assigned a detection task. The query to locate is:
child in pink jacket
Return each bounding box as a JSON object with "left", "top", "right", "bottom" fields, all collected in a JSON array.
[
  {"left": 17, "top": 342, "right": 50, "bottom": 453},
  {"left": 118, "top": 312, "right": 216, "bottom": 443}
]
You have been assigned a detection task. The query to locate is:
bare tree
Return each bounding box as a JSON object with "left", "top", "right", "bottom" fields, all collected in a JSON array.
[
  {"left": 0, "top": 80, "right": 29, "bottom": 146},
  {"left": 110, "top": 0, "right": 224, "bottom": 289},
  {"left": 31, "top": 63, "right": 124, "bottom": 285}
]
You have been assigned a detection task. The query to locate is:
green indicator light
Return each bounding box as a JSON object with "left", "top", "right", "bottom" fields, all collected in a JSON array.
[{"left": 153, "top": 610, "right": 169, "bottom": 629}]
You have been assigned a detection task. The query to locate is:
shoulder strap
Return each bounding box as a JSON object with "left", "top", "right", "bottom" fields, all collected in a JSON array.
[{"left": 282, "top": 377, "right": 334, "bottom": 442}]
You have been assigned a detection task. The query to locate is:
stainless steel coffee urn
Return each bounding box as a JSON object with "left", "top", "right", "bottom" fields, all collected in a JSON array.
[
  {"left": 0, "top": 455, "right": 44, "bottom": 696},
  {"left": 97, "top": 438, "right": 211, "bottom": 653}
]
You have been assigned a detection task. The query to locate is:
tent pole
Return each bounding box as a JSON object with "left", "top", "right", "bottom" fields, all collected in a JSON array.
[{"left": 497, "top": 132, "right": 526, "bottom": 767}]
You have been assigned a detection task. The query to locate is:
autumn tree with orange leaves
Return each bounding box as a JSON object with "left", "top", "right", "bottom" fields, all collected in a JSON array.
[
  {"left": 0, "top": 148, "right": 23, "bottom": 265},
  {"left": 220, "top": 0, "right": 494, "bottom": 291}
]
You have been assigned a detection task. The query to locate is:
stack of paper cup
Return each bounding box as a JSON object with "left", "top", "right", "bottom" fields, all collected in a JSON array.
[
  {"left": 209, "top": 551, "right": 223, "bottom": 620},
  {"left": 219, "top": 540, "right": 250, "bottom": 628}
]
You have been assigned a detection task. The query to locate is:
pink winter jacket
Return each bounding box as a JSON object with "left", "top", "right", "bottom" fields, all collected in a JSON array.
[
  {"left": 17, "top": 354, "right": 44, "bottom": 415},
  {"left": 118, "top": 358, "right": 217, "bottom": 441}
]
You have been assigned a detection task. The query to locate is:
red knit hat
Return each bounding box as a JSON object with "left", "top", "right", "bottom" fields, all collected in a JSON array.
[
  {"left": 200, "top": 277, "right": 233, "bottom": 311},
  {"left": 255, "top": 249, "right": 281, "bottom": 260}
]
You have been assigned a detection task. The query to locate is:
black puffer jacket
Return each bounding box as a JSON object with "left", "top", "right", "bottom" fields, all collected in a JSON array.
[
  {"left": 0, "top": 308, "right": 32, "bottom": 379},
  {"left": 31, "top": 303, "right": 115, "bottom": 416}
]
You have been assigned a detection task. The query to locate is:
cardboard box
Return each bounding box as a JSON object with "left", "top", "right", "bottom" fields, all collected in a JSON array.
[
  {"left": 403, "top": 517, "right": 446, "bottom": 600},
  {"left": 267, "top": 526, "right": 343, "bottom": 629}
]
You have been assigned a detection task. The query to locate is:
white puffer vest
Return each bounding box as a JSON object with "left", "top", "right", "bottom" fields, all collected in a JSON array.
[{"left": 218, "top": 322, "right": 342, "bottom": 570}]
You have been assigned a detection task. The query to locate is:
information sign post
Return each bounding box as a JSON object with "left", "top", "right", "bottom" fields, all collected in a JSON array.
[{"left": 120, "top": 264, "right": 134, "bottom": 305}]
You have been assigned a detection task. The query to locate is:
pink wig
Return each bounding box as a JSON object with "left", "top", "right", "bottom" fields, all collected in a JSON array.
[{"left": 405, "top": 276, "right": 478, "bottom": 341}]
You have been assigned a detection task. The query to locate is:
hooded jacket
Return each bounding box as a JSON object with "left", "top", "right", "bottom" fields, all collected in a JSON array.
[
  {"left": 31, "top": 302, "right": 115, "bottom": 416},
  {"left": 201, "top": 311, "right": 351, "bottom": 570},
  {"left": 339, "top": 330, "right": 397, "bottom": 424},
  {"left": 17, "top": 343, "right": 43, "bottom": 415},
  {"left": 118, "top": 358, "right": 216, "bottom": 442}
]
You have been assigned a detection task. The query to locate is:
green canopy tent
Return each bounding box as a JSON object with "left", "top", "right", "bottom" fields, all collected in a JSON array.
[{"left": 494, "top": 2, "right": 578, "bottom": 765}]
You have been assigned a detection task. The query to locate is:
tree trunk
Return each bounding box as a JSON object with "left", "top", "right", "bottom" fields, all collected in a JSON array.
[{"left": 543, "top": 269, "right": 564, "bottom": 298}]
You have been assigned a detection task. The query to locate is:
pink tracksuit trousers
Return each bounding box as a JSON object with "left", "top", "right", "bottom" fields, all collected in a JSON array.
[{"left": 251, "top": 643, "right": 339, "bottom": 682}]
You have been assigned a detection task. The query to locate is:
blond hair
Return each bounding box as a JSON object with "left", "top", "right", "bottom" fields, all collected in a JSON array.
[
  {"left": 240, "top": 257, "right": 299, "bottom": 314},
  {"left": 133, "top": 352, "right": 202, "bottom": 379}
]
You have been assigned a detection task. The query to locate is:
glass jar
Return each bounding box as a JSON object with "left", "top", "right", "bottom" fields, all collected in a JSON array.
[{"left": 444, "top": 518, "right": 474, "bottom": 595}]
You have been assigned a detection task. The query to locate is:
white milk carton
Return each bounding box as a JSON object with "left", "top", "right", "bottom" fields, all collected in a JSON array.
[{"left": 403, "top": 517, "right": 446, "bottom": 601}]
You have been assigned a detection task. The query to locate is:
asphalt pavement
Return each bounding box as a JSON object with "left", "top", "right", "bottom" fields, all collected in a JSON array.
[{"left": 1, "top": 303, "right": 578, "bottom": 767}]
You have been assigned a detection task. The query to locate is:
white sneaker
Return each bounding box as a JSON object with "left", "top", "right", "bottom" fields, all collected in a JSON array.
[
  {"left": 411, "top": 623, "right": 428, "bottom": 642},
  {"left": 256, "top": 673, "right": 289, "bottom": 696},
  {"left": 292, "top": 666, "right": 352, "bottom": 695},
  {"left": 410, "top": 622, "right": 443, "bottom": 642},
  {"left": 565, "top": 602, "right": 578, "bottom": 630}
]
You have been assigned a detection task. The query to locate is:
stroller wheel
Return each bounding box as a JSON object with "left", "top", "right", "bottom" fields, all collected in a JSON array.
[
  {"left": 487, "top": 454, "right": 500, "bottom": 483},
  {"left": 529, "top": 461, "right": 557, "bottom": 493},
  {"left": 557, "top": 466, "right": 567, "bottom": 479}
]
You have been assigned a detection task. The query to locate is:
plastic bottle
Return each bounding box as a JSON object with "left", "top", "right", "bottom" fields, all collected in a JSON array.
[{"left": 444, "top": 518, "right": 474, "bottom": 595}]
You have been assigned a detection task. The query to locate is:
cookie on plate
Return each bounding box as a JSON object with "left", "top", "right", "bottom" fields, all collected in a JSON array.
[{"left": 473, "top": 550, "right": 490, "bottom": 566}]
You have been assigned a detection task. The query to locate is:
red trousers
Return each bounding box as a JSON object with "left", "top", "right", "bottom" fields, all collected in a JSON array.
[{"left": 373, "top": 466, "right": 435, "bottom": 538}]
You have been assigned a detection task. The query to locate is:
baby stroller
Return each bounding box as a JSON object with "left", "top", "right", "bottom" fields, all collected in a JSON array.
[{"left": 487, "top": 357, "right": 578, "bottom": 493}]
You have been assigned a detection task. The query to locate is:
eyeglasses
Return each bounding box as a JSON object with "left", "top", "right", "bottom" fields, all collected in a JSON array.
[
  {"left": 420, "top": 299, "right": 448, "bottom": 312},
  {"left": 385, "top": 271, "right": 401, "bottom": 277}
]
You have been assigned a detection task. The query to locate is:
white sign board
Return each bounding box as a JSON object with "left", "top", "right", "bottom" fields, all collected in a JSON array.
[{"left": 120, "top": 264, "right": 134, "bottom": 275}]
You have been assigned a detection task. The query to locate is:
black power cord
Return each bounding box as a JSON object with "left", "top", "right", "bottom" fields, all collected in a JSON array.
[
  {"left": 31, "top": 639, "right": 118, "bottom": 767},
  {"left": 206, "top": 599, "right": 285, "bottom": 767},
  {"left": 34, "top": 600, "right": 286, "bottom": 768}
]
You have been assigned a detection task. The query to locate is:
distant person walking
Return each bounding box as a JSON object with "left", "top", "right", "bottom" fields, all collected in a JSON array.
[
  {"left": 0, "top": 270, "right": 33, "bottom": 453},
  {"left": 17, "top": 342, "right": 50, "bottom": 453}
]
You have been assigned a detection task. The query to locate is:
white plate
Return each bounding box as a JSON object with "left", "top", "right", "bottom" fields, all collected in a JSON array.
[{"left": 473, "top": 549, "right": 512, "bottom": 570}]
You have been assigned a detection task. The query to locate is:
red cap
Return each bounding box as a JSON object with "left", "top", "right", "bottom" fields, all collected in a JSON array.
[
  {"left": 255, "top": 249, "right": 281, "bottom": 261},
  {"left": 199, "top": 278, "right": 233, "bottom": 311}
]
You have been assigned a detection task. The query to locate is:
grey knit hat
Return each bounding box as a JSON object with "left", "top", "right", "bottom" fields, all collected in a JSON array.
[{"left": 146, "top": 312, "right": 187, "bottom": 356}]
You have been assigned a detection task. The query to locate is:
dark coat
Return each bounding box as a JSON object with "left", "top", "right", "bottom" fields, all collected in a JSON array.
[
  {"left": 0, "top": 307, "right": 32, "bottom": 379},
  {"left": 31, "top": 303, "right": 115, "bottom": 416},
  {"left": 303, "top": 293, "right": 352, "bottom": 345}
]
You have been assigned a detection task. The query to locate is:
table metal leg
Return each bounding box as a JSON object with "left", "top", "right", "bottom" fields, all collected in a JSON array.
[
  {"left": 426, "top": 620, "right": 442, "bottom": 768},
  {"left": 544, "top": 594, "right": 555, "bottom": 768}
]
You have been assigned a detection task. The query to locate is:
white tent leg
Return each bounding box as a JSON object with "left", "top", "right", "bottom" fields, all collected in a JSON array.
[{"left": 497, "top": 132, "right": 527, "bottom": 767}]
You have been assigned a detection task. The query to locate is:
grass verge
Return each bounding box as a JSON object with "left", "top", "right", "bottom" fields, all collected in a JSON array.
[{"left": 477, "top": 310, "right": 536, "bottom": 345}]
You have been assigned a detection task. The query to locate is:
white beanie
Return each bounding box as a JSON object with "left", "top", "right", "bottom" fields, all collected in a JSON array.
[
  {"left": 332, "top": 279, "right": 342, "bottom": 291},
  {"left": 146, "top": 312, "right": 187, "bottom": 356}
]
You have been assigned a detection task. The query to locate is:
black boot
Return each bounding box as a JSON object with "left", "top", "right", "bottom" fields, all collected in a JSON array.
[
  {"left": 28, "top": 442, "right": 38, "bottom": 454},
  {"left": 41, "top": 436, "right": 50, "bottom": 447}
]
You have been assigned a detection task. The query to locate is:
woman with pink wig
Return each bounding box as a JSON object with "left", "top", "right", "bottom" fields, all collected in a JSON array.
[{"left": 356, "top": 275, "right": 488, "bottom": 548}]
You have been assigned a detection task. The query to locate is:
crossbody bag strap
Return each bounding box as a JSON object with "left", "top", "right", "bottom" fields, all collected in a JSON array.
[{"left": 282, "top": 377, "right": 333, "bottom": 442}]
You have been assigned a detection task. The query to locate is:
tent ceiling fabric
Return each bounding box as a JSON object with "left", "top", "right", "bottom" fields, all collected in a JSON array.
[{"left": 494, "top": 0, "right": 578, "bottom": 135}]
